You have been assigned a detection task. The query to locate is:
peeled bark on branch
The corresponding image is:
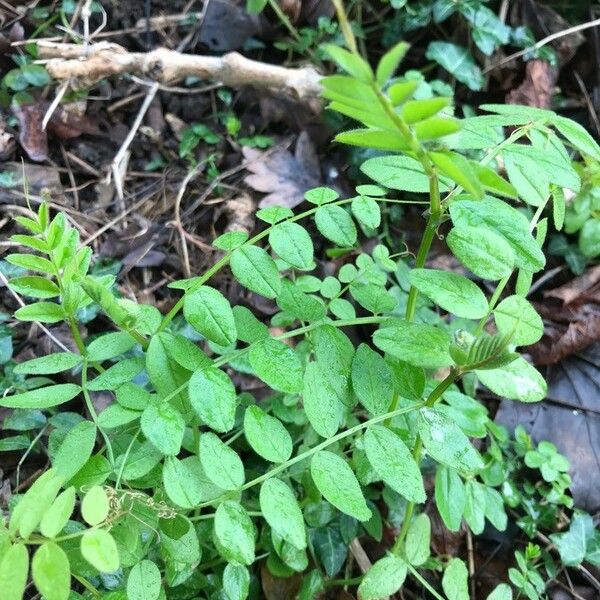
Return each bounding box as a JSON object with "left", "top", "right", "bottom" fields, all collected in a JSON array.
[{"left": 36, "top": 41, "right": 323, "bottom": 100}]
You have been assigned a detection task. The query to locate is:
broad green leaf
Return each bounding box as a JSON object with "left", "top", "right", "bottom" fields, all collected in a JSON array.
[
  {"left": 405, "top": 513, "right": 431, "bottom": 566},
  {"left": 409, "top": 268, "right": 488, "bottom": 319},
  {"left": 323, "top": 44, "right": 373, "bottom": 82},
  {"left": 476, "top": 357, "right": 546, "bottom": 402},
  {"left": 311, "top": 451, "right": 371, "bottom": 521},
  {"left": 376, "top": 41, "right": 409, "bottom": 85},
  {"left": 362, "top": 155, "right": 449, "bottom": 192},
  {"left": 232, "top": 305, "right": 269, "bottom": 343},
  {"left": 141, "top": 401, "right": 185, "bottom": 456},
  {"left": 504, "top": 150, "right": 549, "bottom": 206},
  {"left": 32, "top": 542, "right": 70, "bottom": 600},
  {"left": 435, "top": 467, "right": 465, "bottom": 532},
  {"left": 214, "top": 501, "right": 255, "bottom": 565},
  {"left": 189, "top": 366, "right": 237, "bottom": 433},
  {"left": 13, "top": 352, "right": 81, "bottom": 375},
  {"left": 269, "top": 221, "right": 314, "bottom": 270},
  {"left": 373, "top": 321, "right": 453, "bottom": 370},
  {"left": 80, "top": 529, "right": 120, "bottom": 572},
  {"left": 314, "top": 205, "right": 357, "bottom": 247},
  {"left": 351, "top": 195, "right": 381, "bottom": 229},
  {"left": 442, "top": 558, "right": 469, "bottom": 600},
  {"left": 276, "top": 278, "right": 327, "bottom": 322},
  {"left": 419, "top": 408, "right": 483, "bottom": 472},
  {"left": 127, "top": 560, "right": 161, "bottom": 600},
  {"left": 9, "top": 276, "right": 60, "bottom": 298},
  {"left": 81, "top": 485, "right": 109, "bottom": 526},
  {"left": 53, "top": 420, "right": 97, "bottom": 481},
  {"left": 260, "top": 478, "right": 307, "bottom": 550},
  {"left": 550, "top": 513, "right": 593, "bottom": 567},
  {"left": 223, "top": 563, "right": 250, "bottom": 600},
  {"left": 199, "top": 432, "right": 245, "bottom": 490},
  {"left": 351, "top": 344, "right": 394, "bottom": 416},
  {"left": 0, "top": 543, "right": 28, "bottom": 599},
  {"left": 350, "top": 282, "right": 396, "bottom": 314},
  {"left": 426, "top": 42, "right": 484, "bottom": 90},
  {"left": 487, "top": 584, "right": 513, "bottom": 600},
  {"left": 86, "top": 331, "right": 137, "bottom": 362},
  {"left": 358, "top": 555, "right": 407, "bottom": 600},
  {"left": 364, "top": 426, "right": 425, "bottom": 503},
  {"left": 40, "top": 487, "right": 76, "bottom": 538},
  {"left": 303, "top": 361, "right": 345, "bottom": 438},
  {"left": 163, "top": 456, "right": 203, "bottom": 508},
  {"left": 15, "top": 301, "right": 65, "bottom": 323},
  {"left": 184, "top": 286, "right": 237, "bottom": 347},
  {"left": 230, "top": 245, "right": 281, "bottom": 298},
  {"left": 494, "top": 295, "right": 543, "bottom": 346},
  {"left": 449, "top": 198, "right": 545, "bottom": 272},
  {"left": 248, "top": 337, "right": 303, "bottom": 393},
  {"left": 243, "top": 405, "right": 293, "bottom": 463},
  {"left": 447, "top": 226, "right": 514, "bottom": 280},
  {"left": 430, "top": 151, "right": 484, "bottom": 199},
  {"left": 6, "top": 253, "right": 56, "bottom": 275},
  {"left": 401, "top": 97, "right": 450, "bottom": 124}
]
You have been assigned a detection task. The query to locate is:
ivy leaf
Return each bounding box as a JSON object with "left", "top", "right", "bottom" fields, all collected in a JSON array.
[
  {"left": 303, "top": 361, "right": 345, "bottom": 438},
  {"left": 248, "top": 337, "right": 304, "bottom": 393},
  {"left": 442, "top": 558, "right": 469, "bottom": 600},
  {"left": 447, "top": 226, "right": 515, "bottom": 281},
  {"left": 53, "top": 420, "right": 97, "bottom": 481},
  {"left": 476, "top": 357, "right": 546, "bottom": 402},
  {"left": 80, "top": 529, "right": 120, "bottom": 573},
  {"left": 163, "top": 456, "right": 204, "bottom": 508},
  {"left": 259, "top": 478, "right": 307, "bottom": 550},
  {"left": 0, "top": 543, "right": 29, "bottom": 599},
  {"left": 141, "top": 401, "right": 185, "bottom": 456},
  {"left": 364, "top": 426, "right": 425, "bottom": 503},
  {"left": 405, "top": 513, "right": 431, "bottom": 566},
  {"left": 230, "top": 245, "right": 281, "bottom": 298},
  {"left": 351, "top": 344, "right": 394, "bottom": 416},
  {"left": 214, "top": 501, "right": 256, "bottom": 566},
  {"left": 357, "top": 555, "right": 407, "bottom": 600},
  {"left": 199, "top": 432, "right": 245, "bottom": 491},
  {"left": 315, "top": 204, "right": 357, "bottom": 247},
  {"left": 189, "top": 367, "right": 237, "bottom": 433},
  {"left": 435, "top": 466, "right": 465, "bottom": 532},
  {"left": 32, "top": 542, "right": 71, "bottom": 600},
  {"left": 184, "top": 286, "right": 237, "bottom": 347},
  {"left": 0, "top": 383, "right": 81, "bottom": 409},
  {"left": 127, "top": 560, "right": 161, "bottom": 600},
  {"left": 418, "top": 408, "right": 484, "bottom": 473},
  {"left": 493, "top": 295, "right": 543, "bottom": 346},
  {"left": 373, "top": 321, "right": 453, "bottom": 370},
  {"left": 409, "top": 268, "right": 488, "bottom": 319},
  {"left": 426, "top": 42, "right": 484, "bottom": 91},
  {"left": 243, "top": 405, "right": 293, "bottom": 463},
  {"left": 311, "top": 451, "right": 371, "bottom": 521},
  {"left": 269, "top": 221, "right": 314, "bottom": 270}
]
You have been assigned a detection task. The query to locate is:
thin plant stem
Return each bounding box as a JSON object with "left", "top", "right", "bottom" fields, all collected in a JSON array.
[{"left": 406, "top": 562, "right": 447, "bottom": 600}]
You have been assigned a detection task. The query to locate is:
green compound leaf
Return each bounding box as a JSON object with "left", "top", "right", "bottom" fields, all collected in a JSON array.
[
  {"left": 127, "top": 560, "right": 161, "bottom": 600},
  {"left": 418, "top": 408, "right": 484, "bottom": 473},
  {"left": 358, "top": 555, "right": 407, "bottom": 600},
  {"left": 189, "top": 366, "right": 237, "bottom": 433},
  {"left": 269, "top": 221, "right": 314, "bottom": 270},
  {"left": 214, "top": 501, "right": 256, "bottom": 566},
  {"left": 493, "top": 295, "right": 544, "bottom": 346},
  {"left": 32, "top": 542, "right": 70, "bottom": 600},
  {"left": 373, "top": 320, "right": 453, "bottom": 370},
  {"left": 314, "top": 204, "right": 357, "bottom": 247},
  {"left": 364, "top": 425, "right": 425, "bottom": 503},
  {"left": 243, "top": 405, "right": 293, "bottom": 463},
  {"left": 230, "top": 245, "right": 281, "bottom": 298},
  {"left": 199, "top": 432, "right": 245, "bottom": 491},
  {"left": 184, "top": 285, "right": 237, "bottom": 347},
  {"left": 260, "top": 478, "right": 307, "bottom": 550},
  {"left": 248, "top": 337, "right": 304, "bottom": 393},
  {"left": 311, "top": 451, "right": 371, "bottom": 522},
  {"left": 409, "top": 268, "right": 488, "bottom": 319}
]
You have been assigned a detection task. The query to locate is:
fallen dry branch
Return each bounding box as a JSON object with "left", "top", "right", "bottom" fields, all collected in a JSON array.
[{"left": 36, "top": 41, "right": 323, "bottom": 100}]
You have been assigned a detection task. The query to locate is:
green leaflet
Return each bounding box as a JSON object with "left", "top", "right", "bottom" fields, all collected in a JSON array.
[
  {"left": 32, "top": 542, "right": 71, "bottom": 600},
  {"left": 127, "top": 560, "right": 161, "bottom": 600},
  {"left": 486, "top": 584, "right": 513, "bottom": 600},
  {"left": 493, "top": 295, "right": 543, "bottom": 346},
  {"left": 232, "top": 305, "right": 270, "bottom": 343},
  {"left": 447, "top": 226, "right": 515, "bottom": 281},
  {"left": 401, "top": 97, "right": 451, "bottom": 124},
  {"left": 87, "top": 356, "right": 145, "bottom": 391},
  {"left": 0, "top": 543, "right": 29, "bottom": 599},
  {"left": 351, "top": 195, "right": 381, "bottom": 229},
  {"left": 13, "top": 351, "right": 81, "bottom": 375},
  {"left": 8, "top": 275, "right": 60, "bottom": 299},
  {"left": 184, "top": 285, "right": 237, "bottom": 347},
  {"left": 81, "top": 485, "right": 109, "bottom": 526},
  {"left": 464, "top": 480, "right": 486, "bottom": 534},
  {"left": 376, "top": 40, "right": 409, "bottom": 85},
  {"left": 214, "top": 501, "right": 255, "bottom": 565},
  {"left": 80, "top": 529, "right": 120, "bottom": 573},
  {"left": 230, "top": 245, "right": 281, "bottom": 298},
  {"left": 269, "top": 221, "right": 314, "bottom": 270},
  {"left": 163, "top": 456, "right": 204, "bottom": 508},
  {"left": 409, "top": 268, "right": 488, "bottom": 319},
  {"left": 0, "top": 383, "right": 81, "bottom": 409},
  {"left": 86, "top": 331, "right": 137, "bottom": 362},
  {"left": 429, "top": 151, "right": 483, "bottom": 199},
  {"left": 141, "top": 401, "right": 185, "bottom": 456},
  {"left": 476, "top": 357, "right": 546, "bottom": 402},
  {"left": 243, "top": 405, "right": 293, "bottom": 463},
  {"left": 418, "top": 408, "right": 484, "bottom": 473},
  {"left": 188, "top": 366, "right": 237, "bottom": 433},
  {"left": 248, "top": 337, "right": 304, "bottom": 393},
  {"left": 260, "top": 478, "right": 307, "bottom": 550},
  {"left": 277, "top": 278, "right": 327, "bottom": 322},
  {"left": 357, "top": 555, "right": 407, "bottom": 600},
  {"left": 364, "top": 425, "right": 425, "bottom": 503},
  {"left": 405, "top": 513, "right": 431, "bottom": 566},
  {"left": 303, "top": 361, "right": 345, "bottom": 438},
  {"left": 373, "top": 320, "right": 453, "bottom": 370},
  {"left": 442, "top": 558, "right": 469, "bottom": 600},
  {"left": 362, "top": 155, "right": 450, "bottom": 192},
  {"left": 314, "top": 204, "right": 357, "bottom": 247},
  {"left": 40, "top": 487, "right": 76, "bottom": 538},
  {"left": 199, "top": 432, "right": 245, "bottom": 491},
  {"left": 53, "top": 420, "right": 97, "bottom": 481},
  {"left": 351, "top": 344, "right": 394, "bottom": 416},
  {"left": 223, "top": 564, "right": 250, "bottom": 600},
  {"left": 435, "top": 466, "right": 465, "bottom": 532},
  {"left": 311, "top": 451, "right": 371, "bottom": 521}
]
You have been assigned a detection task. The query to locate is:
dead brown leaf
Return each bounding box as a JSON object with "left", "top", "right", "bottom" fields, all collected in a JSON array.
[
  {"left": 12, "top": 102, "right": 48, "bottom": 162},
  {"left": 0, "top": 162, "right": 62, "bottom": 203},
  {"left": 243, "top": 131, "right": 321, "bottom": 209},
  {"left": 260, "top": 564, "right": 302, "bottom": 600},
  {"left": 507, "top": 60, "right": 558, "bottom": 109}
]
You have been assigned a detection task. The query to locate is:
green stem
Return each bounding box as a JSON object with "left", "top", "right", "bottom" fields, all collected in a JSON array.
[
  {"left": 325, "top": 575, "right": 364, "bottom": 588},
  {"left": 331, "top": 0, "right": 358, "bottom": 53},
  {"left": 405, "top": 562, "right": 447, "bottom": 600},
  {"left": 267, "top": 0, "right": 301, "bottom": 42}
]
